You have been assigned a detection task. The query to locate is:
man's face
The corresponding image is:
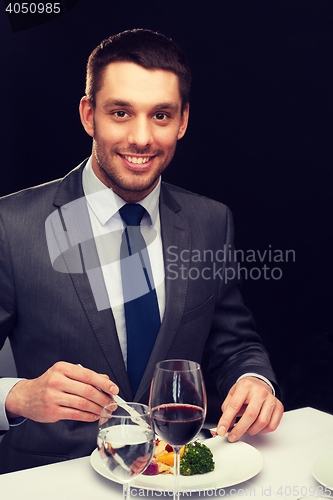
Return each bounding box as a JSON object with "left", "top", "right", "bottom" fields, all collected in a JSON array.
[{"left": 80, "top": 61, "right": 189, "bottom": 202}]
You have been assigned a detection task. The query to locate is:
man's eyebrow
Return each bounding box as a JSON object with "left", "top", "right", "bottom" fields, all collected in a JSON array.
[
  {"left": 153, "top": 102, "right": 179, "bottom": 112},
  {"left": 102, "top": 99, "right": 133, "bottom": 109},
  {"left": 102, "top": 99, "right": 179, "bottom": 112}
]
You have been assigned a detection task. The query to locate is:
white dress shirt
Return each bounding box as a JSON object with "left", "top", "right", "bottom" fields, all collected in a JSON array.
[{"left": 82, "top": 157, "right": 165, "bottom": 365}]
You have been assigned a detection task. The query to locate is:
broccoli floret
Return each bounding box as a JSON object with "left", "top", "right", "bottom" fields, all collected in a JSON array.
[{"left": 180, "top": 442, "right": 215, "bottom": 475}]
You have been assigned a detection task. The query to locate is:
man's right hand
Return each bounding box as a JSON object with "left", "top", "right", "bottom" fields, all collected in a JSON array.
[{"left": 5, "top": 362, "right": 119, "bottom": 423}]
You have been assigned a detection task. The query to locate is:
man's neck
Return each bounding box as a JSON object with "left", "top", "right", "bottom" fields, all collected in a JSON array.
[{"left": 91, "top": 159, "right": 159, "bottom": 203}]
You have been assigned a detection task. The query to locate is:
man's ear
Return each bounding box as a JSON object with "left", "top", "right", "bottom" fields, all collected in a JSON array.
[
  {"left": 177, "top": 103, "right": 189, "bottom": 140},
  {"left": 79, "top": 96, "right": 94, "bottom": 137}
]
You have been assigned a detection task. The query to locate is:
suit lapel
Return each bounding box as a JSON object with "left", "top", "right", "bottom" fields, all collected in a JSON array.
[
  {"left": 51, "top": 161, "right": 132, "bottom": 400},
  {"left": 135, "top": 183, "right": 191, "bottom": 401}
]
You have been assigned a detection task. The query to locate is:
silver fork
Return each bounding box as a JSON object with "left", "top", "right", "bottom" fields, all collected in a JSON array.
[{"left": 78, "top": 364, "right": 150, "bottom": 429}]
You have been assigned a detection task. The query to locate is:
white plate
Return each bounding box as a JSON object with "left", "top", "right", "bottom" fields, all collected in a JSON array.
[
  {"left": 90, "top": 436, "right": 264, "bottom": 491},
  {"left": 312, "top": 450, "right": 333, "bottom": 490}
]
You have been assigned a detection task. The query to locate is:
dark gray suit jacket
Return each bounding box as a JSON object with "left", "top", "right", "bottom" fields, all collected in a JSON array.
[{"left": 0, "top": 160, "right": 278, "bottom": 473}]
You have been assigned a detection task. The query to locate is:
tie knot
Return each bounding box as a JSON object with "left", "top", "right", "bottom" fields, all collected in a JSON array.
[{"left": 119, "top": 204, "right": 146, "bottom": 226}]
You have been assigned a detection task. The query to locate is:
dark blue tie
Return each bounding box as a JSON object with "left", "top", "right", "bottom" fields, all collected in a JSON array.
[{"left": 119, "top": 204, "right": 161, "bottom": 395}]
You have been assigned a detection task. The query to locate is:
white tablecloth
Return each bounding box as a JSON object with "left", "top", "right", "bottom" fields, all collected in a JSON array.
[{"left": 0, "top": 407, "right": 332, "bottom": 499}]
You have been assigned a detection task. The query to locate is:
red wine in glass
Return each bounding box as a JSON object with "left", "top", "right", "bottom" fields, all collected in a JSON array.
[{"left": 152, "top": 403, "right": 205, "bottom": 446}]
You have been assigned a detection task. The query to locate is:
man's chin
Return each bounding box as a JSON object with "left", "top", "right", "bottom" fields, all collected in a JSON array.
[
  {"left": 109, "top": 175, "right": 161, "bottom": 202},
  {"left": 121, "top": 178, "right": 158, "bottom": 192}
]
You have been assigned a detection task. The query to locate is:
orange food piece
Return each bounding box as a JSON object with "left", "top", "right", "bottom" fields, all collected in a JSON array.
[{"left": 157, "top": 446, "right": 185, "bottom": 466}]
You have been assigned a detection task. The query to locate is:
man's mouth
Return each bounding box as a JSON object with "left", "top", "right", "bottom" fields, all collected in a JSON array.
[
  {"left": 119, "top": 154, "right": 158, "bottom": 171},
  {"left": 121, "top": 155, "right": 153, "bottom": 165}
]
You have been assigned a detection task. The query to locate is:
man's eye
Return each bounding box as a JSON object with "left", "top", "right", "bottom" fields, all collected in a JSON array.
[
  {"left": 154, "top": 113, "right": 168, "bottom": 120},
  {"left": 114, "top": 111, "right": 129, "bottom": 118}
]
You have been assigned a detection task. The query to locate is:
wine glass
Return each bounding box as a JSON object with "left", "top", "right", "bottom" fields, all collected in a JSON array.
[
  {"left": 149, "top": 359, "right": 207, "bottom": 500},
  {"left": 97, "top": 402, "right": 155, "bottom": 499}
]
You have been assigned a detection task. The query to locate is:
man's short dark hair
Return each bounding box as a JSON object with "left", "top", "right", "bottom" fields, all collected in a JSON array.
[{"left": 85, "top": 29, "right": 191, "bottom": 113}]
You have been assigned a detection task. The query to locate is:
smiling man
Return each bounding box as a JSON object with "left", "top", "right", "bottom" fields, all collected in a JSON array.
[
  {"left": 0, "top": 29, "right": 283, "bottom": 473},
  {"left": 80, "top": 61, "right": 189, "bottom": 202}
]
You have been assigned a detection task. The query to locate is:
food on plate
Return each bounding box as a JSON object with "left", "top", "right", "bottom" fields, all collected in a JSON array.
[
  {"left": 156, "top": 442, "right": 185, "bottom": 466},
  {"left": 143, "top": 439, "right": 215, "bottom": 476},
  {"left": 143, "top": 439, "right": 183, "bottom": 475},
  {"left": 143, "top": 460, "right": 159, "bottom": 475},
  {"left": 180, "top": 441, "right": 215, "bottom": 475}
]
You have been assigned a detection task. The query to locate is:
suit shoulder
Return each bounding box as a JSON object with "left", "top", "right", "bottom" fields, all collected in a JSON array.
[
  {"left": 0, "top": 160, "right": 87, "bottom": 219},
  {"left": 0, "top": 180, "right": 64, "bottom": 237},
  {"left": 161, "top": 182, "right": 231, "bottom": 216},
  {"left": 0, "top": 178, "right": 61, "bottom": 209},
  {"left": 0, "top": 160, "right": 86, "bottom": 212}
]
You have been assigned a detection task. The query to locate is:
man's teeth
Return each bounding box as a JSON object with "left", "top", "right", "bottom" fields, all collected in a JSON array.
[{"left": 124, "top": 155, "right": 150, "bottom": 164}]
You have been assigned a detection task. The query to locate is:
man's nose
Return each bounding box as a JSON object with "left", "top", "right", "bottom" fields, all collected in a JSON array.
[{"left": 128, "top": 116, "right": 153, "bottom": 147}]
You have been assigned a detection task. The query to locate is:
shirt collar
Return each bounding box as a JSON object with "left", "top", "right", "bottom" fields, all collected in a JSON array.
[{"left": 82, "top": 157, "right": 161, "bottom": 226}]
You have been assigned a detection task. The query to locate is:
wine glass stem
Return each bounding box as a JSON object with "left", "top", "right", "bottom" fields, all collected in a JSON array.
[
  {"left": 123, "top": 482, "right": 131, "bottom": 499},
  {"left": 173, "top": 446, "right": 182, "bottom": 500}
]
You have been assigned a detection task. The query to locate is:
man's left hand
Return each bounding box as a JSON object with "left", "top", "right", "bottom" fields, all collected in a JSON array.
[{"left": 217, "top": 377, "right": 284, "bottom": 442}]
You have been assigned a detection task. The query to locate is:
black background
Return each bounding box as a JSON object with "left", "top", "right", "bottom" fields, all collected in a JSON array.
[{"left": 1, "top": 0, "right": 332, "bottom": 413}]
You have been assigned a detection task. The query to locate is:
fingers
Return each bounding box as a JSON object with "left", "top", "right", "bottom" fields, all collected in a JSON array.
[
  {"left": 5, "top": 362, "right": 120, "bottom": 424},
  {"left": 217, "top": 377, "right": 284, "bottom": 442},
  {"left": 73, "top": 363, "right": 119, "bottom": 397},
  {"left": 254, "top": 398, "right": 284, "bottom": 435},
  {"left": 54, "top": 381, "right": 111, "bottom": 419},
  {"left": 226, "top": 398, "right": 276, "bottom": 442},
  {"left": 50, "top": 362, "right": 119, "bottom": 420}
]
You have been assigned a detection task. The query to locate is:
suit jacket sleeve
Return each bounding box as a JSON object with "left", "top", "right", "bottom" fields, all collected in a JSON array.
[
  {"left": 203, "top": 205, "right": 280, "bottom": 400},
  {"left": 0, "top": 211, "right": 21, "bottom": 431},
  {"left": 0, "top": 210, "right": 17, "bottom": 346}
]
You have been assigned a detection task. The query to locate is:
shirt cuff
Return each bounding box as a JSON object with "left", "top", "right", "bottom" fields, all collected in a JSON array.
[
  {"left": 0, "top": 378, "right": 26, "bottom": 431},
  {"left": 236, "top": 373, "right": 276, "bottom": 396}
]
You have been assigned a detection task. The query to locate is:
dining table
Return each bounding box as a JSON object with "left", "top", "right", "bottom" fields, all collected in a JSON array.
[{"left": 0, "top": 407, "right": 332, "bottom": 499}]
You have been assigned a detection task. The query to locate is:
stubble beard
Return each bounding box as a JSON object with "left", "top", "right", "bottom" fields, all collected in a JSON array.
[{"left": 92, "top": 134, "right": 177, "bottom": 197}]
